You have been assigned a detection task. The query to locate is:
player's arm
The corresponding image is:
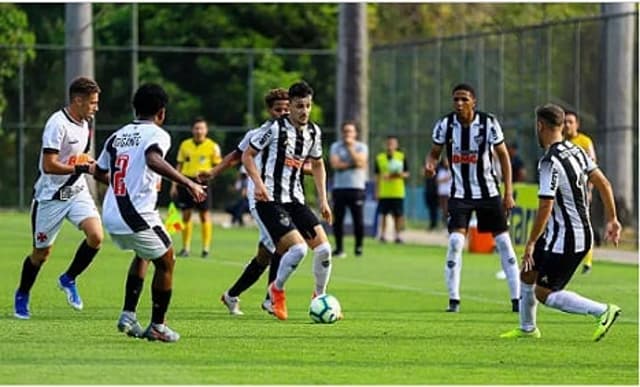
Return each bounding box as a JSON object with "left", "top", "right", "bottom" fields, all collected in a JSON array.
[
  {"left": 425, "top": 144, "right": 443, "bottom": 178},
  {"left": 310, "top": 157, "right": 332, "bottom": 224},
  {"left": 242, "top": 146, "right": 269, "bottom": 201},
  {"left": 146, "top": 147, "right": 205, "bottom": 202},
  {"left": 588, "top": 168, "right": 621, "bottom": 246},
  {"left": 93, "top": 168, "right": 109, "bottom": 185},
  {"left": 494, "top": 142, "right": 515, "bottom": 210},
  {"left": 42, "top": 151, "right": 95, "bottom": 176},
  {"left": 199, "top": 150, "right": 242, "bottom": 181}
]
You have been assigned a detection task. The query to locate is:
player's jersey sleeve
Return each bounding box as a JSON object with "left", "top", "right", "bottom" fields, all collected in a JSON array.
[
  {"left": 249, "top": 121, "right": 276, "bottom": 151},
  {"left": 537, "top": 159, "right": 558, "bottom": 199},
  {"left": 577, "top": 146, "right": 598, "bottom": 174},
  {"left": 146, "top": 129, "right": 171, "bottom": 158},
  {"left": 96, "top": 135, "right": 112, "bottom": 171},
  {"left": 488, "top": 116, "right": 505, "bottom": 145},
  {"left": 41, "top": 116, "right": 65, "bottom": 153},
  {"left": 309, "top": 124, "right": 323, "bottom": 159},
  {"left": 432, "top": 118, "right": 447, "bottom": 145},
  {"left": 176, "top": 140, "right": 187, "bottom": 163}
]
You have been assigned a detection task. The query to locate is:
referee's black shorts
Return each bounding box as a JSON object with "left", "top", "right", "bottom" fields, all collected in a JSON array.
[
  {"left": 176, "top": 177, "right": 211, "bottom": 211},
  {"left": 533, "top": 238, "right": 590, "bottom": 291},
  {"left": 447, "top": 196, "right": 508, "bottom": 234}
]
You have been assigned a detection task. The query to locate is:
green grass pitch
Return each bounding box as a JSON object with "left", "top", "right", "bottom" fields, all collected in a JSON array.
[{"left": 0, "top": 210, "right": 637, "bottom": 384}]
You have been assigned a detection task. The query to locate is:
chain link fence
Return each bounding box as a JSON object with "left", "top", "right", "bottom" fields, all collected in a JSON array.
[{"left": 369, "top": 12, "right": 638, "bottom": 238}]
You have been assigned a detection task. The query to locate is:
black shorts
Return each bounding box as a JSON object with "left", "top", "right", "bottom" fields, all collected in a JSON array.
[
  {"left": 176, "top": 178, "right": 211, "bottom": 211},
  {"left": 378, "top": 198, "right": 404, "bottom": 217},
  {"left": 447, "top": 196, "right": 508, "bottom": 233},
  {"left": 533, "top": 238, "right": 589, "bottom": 291},
  {"left": 255, "top": 201, "right": 321, "bottom": 246}
]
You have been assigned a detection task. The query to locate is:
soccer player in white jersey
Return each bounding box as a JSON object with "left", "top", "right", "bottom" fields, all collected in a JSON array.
[
  {"left": 501, "top": 104, "right": 621, "bottom": 341},
  {"left": 94, "top": 84, "right": 206, "bottom": 342},
  {"left": 13, "top": 77, "right": 103, "bottom": 320},
  {"left": 197, "top": 88, "right": 290, "bottom": 315},
  {"left": 425, "top": 83, "right": 520, "bottom": 313},
  {"left": 242, "top": 81, "right": 333, "bottom": 321}
]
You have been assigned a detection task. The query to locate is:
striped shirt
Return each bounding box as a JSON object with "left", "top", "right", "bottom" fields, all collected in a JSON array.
[
  {"left": 432, "top": 111, "right": 504, "bottom": 199},
  {"left": 537, "top": 140, "right": 597, "bottom": 254},
  {"left": 248, "top": 116, "right": 322, "bottom": 208}
]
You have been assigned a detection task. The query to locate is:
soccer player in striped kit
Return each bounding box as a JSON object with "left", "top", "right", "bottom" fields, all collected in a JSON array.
[
  {"left": 425, "top": 83, "right": 520, "bottom": 313},
  {"left": 500, "top": 104, "right": 621, "bottom": 340}
]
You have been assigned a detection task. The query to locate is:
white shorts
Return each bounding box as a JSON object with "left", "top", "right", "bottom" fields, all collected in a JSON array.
[
  {"left": 31, "top": 191, "right": 100, "bottom": 248},
  {"left": 250, "top": 206, "right": 276, "bottom": 253},
  {"left": 109, "top": 214, "right": 172, "bottom": 260}
]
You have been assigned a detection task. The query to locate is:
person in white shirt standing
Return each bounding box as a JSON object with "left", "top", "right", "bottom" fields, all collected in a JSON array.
[
  {"left": 94, "top": 83, "right": 206, "bottom": 342},
  {"left": 14, "top": 77, "right": 103, "bottom": 320}
]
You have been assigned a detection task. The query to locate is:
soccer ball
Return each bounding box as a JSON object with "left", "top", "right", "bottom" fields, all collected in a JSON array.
[{"left": 309, "top": 294, "right": 341, "bottom": 324}]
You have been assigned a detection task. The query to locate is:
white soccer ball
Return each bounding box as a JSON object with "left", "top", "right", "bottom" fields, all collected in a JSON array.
[{"left": 309, "top": 294, "right": 342, "bottom": 324}]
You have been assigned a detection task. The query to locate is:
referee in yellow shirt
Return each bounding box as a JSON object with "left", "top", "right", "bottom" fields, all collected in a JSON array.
[
  {"left": 564, "top": 109, "right": 597, "bottom": 274},
  {"left": 170, "top": 117, "right": 222, "bottom": 258}
]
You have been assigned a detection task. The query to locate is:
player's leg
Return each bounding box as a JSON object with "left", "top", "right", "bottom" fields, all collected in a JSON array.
[
  {"left": 145, "top": 247, "right": 179, "bottom": 342},
  {"left": 14, "top": 200, "right": 65, "bottom": 319},
  {"left": 535, "top": 250, "right": 620, "bottom": 341},
  {"left": 177, "top": 184, "right": 194, "bottom": 257},
  {"left": 349, "top": 189, "right": 366, "bottom": 256},
  {"left": 444, "top": 198, "right": 470, "bottom": 312},
  {"left": 269, "top": 230, "right": 307, "bottom": 320},
  {"left": 331, "top": 190, "right": 347, "bottom": 257},
  {"left": 378, "top": 199, "right": 389, "bottom": 242},
  {"left": 479, "top": 197, "right": 520, "bottom": 312},
  {"left": 117, "top": 255, "right": 149, "bottom": 337},
  {"left": 198, "top": 208, "right": 212, "bottom": 258},
  {"left": 254, "top": 202, "right": 306, "bottom": 320},
  {"left": 392, "top": 199, "right": 405, "bottom": 243},
  {"left": 221, "top": 242, "right": 273, "bottom": 315},
  {"left": 58, "top": 194, "right": 103, "bottom": 310},
  {"left": 289, "top": 202, "right": 333, "bottom": 297},
  {"left": 581, "top": 248, "right": 593, "bottom": 274}
]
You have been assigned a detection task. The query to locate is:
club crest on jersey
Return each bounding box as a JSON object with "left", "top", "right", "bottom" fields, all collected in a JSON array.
[
  {"left": 473, "top": 133, "right": 484, "bottom": 145},
  {"left": 279, "top": 213, "right": 291, "bottom": 227}
]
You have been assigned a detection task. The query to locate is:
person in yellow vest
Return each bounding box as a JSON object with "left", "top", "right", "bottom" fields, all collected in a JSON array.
[
  {"left": 170, "top": 117, "right": 222, "bottom": 258},
  {"left": 564, "top": 109, "right": 597, "bottom": 274},
  {"left": 375, "top": 136, "right": 409, "bottom": 243}
]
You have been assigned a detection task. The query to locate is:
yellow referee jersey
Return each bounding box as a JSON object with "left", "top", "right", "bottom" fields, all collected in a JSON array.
[
  {"left": 569, "top": 132, "right": 594, "bottom": 159},
  {"left": 177, "top": 138, "right": 222, "bottom": 178}
]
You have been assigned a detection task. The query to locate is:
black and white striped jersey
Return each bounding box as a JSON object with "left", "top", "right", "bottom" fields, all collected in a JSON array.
[
  {"left": 432, "top": 111, "right": 504, "bottom": 199},
  {"left": 248, "top": 116, "right": 322, "bottom": 208},
  {"left": 537, "top": 140, "right": 597, "bottom": 254}
]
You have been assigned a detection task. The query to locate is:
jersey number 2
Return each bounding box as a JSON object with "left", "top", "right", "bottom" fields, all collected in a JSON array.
[{"left": 113, "top": 155, "right": 129, "bottom": 196}]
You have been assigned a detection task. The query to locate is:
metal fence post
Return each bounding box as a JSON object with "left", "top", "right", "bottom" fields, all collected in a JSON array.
[{"left": 18, "top": 47, "right": 25, "bottom": 211}]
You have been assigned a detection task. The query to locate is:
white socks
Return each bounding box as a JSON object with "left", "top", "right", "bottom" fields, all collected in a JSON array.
[
  {"left": 519, "top": 283, "right": 537, "bottom": 331},
  {"left": 545, "top": 290, "right": 607, "bottom": 317},
  {"left": 494, "top": 232, "right": 520, "bottom": 300},
  {"left": 312, "top": 242, "right": 332, "bottom": 295},
  {"left": 445, "top": 232, "right": 465, "bottom": 300},
  {"left": 275, "top": 243, "right": 308, "bottom": 290}
]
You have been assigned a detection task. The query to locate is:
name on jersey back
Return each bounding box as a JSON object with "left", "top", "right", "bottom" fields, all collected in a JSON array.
[{"left": 113, "top": 132, "right": 142, "bottom": 148}]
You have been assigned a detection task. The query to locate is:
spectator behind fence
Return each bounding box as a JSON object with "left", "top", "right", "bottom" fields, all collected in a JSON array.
[
  {"left": 329, "top": 121, "right": 368, "bottom": 258},
  {"left": 224, "top": 166, "right": 250, "bottom": 227},
  {"left": 508, "top": 142, "right": 527, "bottom": 182}
]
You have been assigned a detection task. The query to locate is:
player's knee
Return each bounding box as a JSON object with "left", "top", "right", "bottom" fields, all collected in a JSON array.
[
  {"left": 535, "top": 286, "right": 551, "bottom": 303},
  {"left": 288, "top": 243, "right": 308, "bottom": 260},
  {"left": 520, "top": 270, "right": 537, "bottom": 284},
  {"left": 256, "top": 243, "right": 273, "bottom": 266},
  {"left": 85, "top": 231, "right": 103, "bottom": 249},
  {"left": 314, "top": 242, "right": 331, "bottom": 260},
  {"left": 31, "top": 247, "right": 51, "bottom": 264},
  {"left": 448, "top": 232, "right": 465, "bottom": 254}
]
